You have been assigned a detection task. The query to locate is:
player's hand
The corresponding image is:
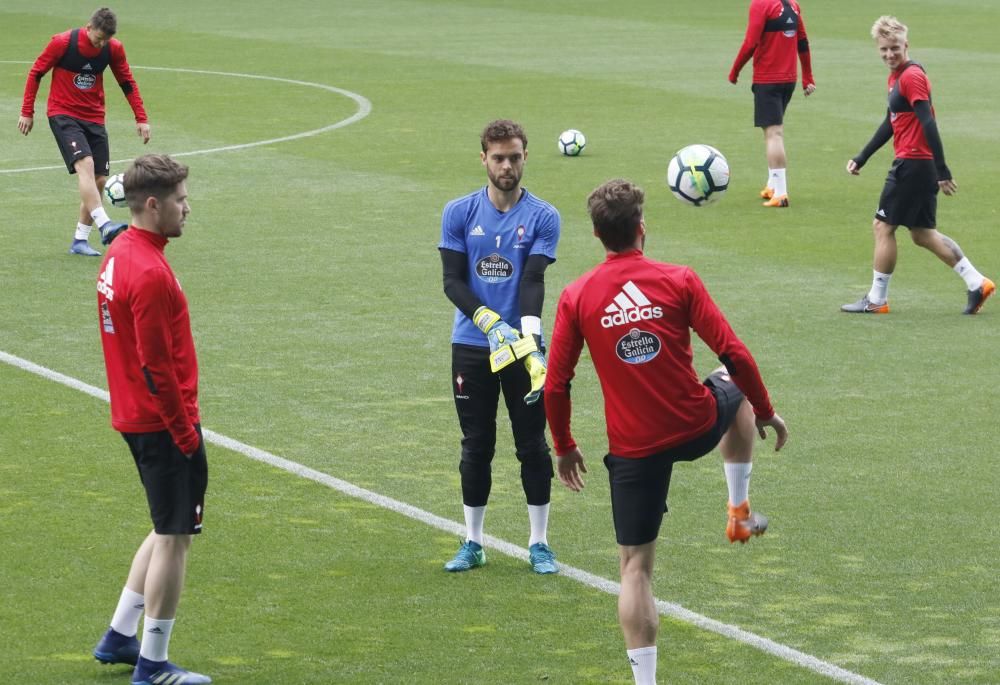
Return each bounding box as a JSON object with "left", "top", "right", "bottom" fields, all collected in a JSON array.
[
  {"left": 523, "top": 350, "right": 546, "bottom": 405},
  {"left": 728, "top": 72, "right": 738, "bottom": 85},
  {"left": 939, "top": 179, "right": 957, "bottom": 196},
  {"left": 473, "top": 306, "right": 519, "bottom": 353},
  {"left": 17, "top": 115, "right": 33, "bottom": 135},
  {"left": 846, "top": 159, "right": 861, "bottom": 175},
  {"left": 136, "top": 122, "right": 151, "bottom": 144},
  {"left": 755, "top": 413, "right": 788, "bottom": 452},
  {"left": 803, "top": 82, "right": 816, "bottom": 96},
  {"left": 557, "top": 447, "right": 587, "bottom": 492}
]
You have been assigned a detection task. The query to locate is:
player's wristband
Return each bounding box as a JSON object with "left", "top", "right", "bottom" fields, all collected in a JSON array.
[{"left": 472, "top": 306, "right": 501, "bottom": 334}]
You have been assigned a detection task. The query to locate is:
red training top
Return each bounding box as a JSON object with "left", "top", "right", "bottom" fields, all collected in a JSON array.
[
  {"left": 889, "top": 65, "right": 934, "bottom": 160},
  {"left": 97, "top": 228, "right": 200, "bottom": 454},
  {"left": 730, "top": 0, "right": 814, "bottom": 87},
  {"left": 21, "top": 27, "right": 147, "bottom": 125},
  {"left": 544, "top": 250, "right": 774, "bottom": 459}
]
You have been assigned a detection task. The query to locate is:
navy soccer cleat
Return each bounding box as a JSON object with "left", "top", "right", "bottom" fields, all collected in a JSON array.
[
  {"left": 131, "top": 656, "right": 212, "bottom": 685},
  {"left": 93, "top": 627, "right": 139, "bottom": 665},
  {"left": 69, "top": 239, "right": 101, "bottom": 256},
  {"left": 99, "top": 221, "right": 128, "bottom": 245}
]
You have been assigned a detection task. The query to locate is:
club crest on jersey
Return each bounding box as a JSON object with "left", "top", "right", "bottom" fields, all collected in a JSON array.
[
  {"left": 616, "top": 328, "right": 661, "bottom": 364},
  {"left": 74, "top": 72, "right": 97, "bottom": 90},
  {"left": 476, "top": 253, "right": 514, "bottom": 283},
  {"left": 600, "top": 280, "right": 663, "bottom": 328}
]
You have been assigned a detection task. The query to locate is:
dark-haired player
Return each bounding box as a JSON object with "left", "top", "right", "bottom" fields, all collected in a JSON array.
[
  {"left": 438, "top": 119, "right": 561, "bottom": 575},
  {"left": 92, "top": 154, "right": 210, "bottom": 685},
  {"left": 545, "top": 178, "right": 787, "bottom": 684},
  {"left": 842, "top": 15, "right": 994, "bottom": 315},
  {"left": 18, "top": 7, "right": 150, "bottom": 256},
  {"left": 729, "top": 0, "right": 815, "bottom": 207}
]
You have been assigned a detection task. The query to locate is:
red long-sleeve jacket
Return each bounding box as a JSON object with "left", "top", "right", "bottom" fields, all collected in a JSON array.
[
  {"left": 730, "top": 0, "right": 814, "bottom": 87},
  {"left": 97, "top": 228, "right": 200, "bottom": 454},
  {"left": 22, "top": 27, "right": 147, "bottom": 125},
  {"left": 545, "top": 250, "right": 773, "bottom": 459}
]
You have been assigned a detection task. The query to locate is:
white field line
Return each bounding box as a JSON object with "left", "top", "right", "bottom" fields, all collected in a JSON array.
[
  {"left": 0, "top": 62, "right": 372, "bottom": 174},
  {"left": 0, "top": 350, "right": 883, "bottom": 685}
]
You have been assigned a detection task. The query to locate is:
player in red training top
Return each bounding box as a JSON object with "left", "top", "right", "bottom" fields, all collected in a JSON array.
[
  {"left": 729, "top": 0, "right": 815, "bottom": 207},
  {"left": 92, "top": 154, "right": 211, "bottom": 685},
  {"left": 544, "top": 179, "right": 787, "bottom": 685},
  {"left": 842, "top": 16, "right": 994, "bottom": 315},
  {"left": 18, "top": 7, "right": 150, "bottom": 257}
]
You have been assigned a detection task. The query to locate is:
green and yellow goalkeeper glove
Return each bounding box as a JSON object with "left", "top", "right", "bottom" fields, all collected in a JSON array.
[
  {"left": 474, "top": 306, "right": 522, "bottom": 368},
  {"left": 523, "top": 350, "right": 547, "bottom": 405}
]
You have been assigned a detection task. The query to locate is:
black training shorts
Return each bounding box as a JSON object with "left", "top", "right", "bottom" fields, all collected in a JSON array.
[
  {"left": 122, "top": 425, "right": 208, "bottom": 535},
  {"left": 604, "top": 370, "right": 745, "bottom": 546},
  {"left": 875, "top": 158, "right": 939, "bottom": 229},
  {"left": 752, "top": 82, "right": 795, "bottom": 128},
  {"left": 48, "top": 114, "right": 110, "bottom": 176}
]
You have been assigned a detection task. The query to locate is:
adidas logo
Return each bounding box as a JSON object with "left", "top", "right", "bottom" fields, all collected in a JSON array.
[
  {"left": 97, "top": 257, "right": 115, "bottom": 300},
  {"left": 147, "top": 627, "right": 164, "bottom": 634},
  {"left": 470, "top": 225, "right": 485, "bottom": 236},
  {"left": 83, "top": 63, "right": 93, "bottom": 70},
  {"left": 786, "top": 17, "right": 794, "bottom": 23},
  {"left": 600, "top": 280, "right": 663, "bottom": 328},
  {"left": 876, "top": 208, "right": 886, "bottom": 217}
]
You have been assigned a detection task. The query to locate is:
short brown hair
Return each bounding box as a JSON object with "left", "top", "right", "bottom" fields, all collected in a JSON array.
[
  {"left": 89, "top": 7, "right": 117, "bottom": 36},
  {"left": 480, "top": 119, "right": 527, "bottom": 153},
  {"left": 124, "top": 154, "right": 189, "bottom": 212},
  {"left": 587, "top": 179, "right": 645, "bottom": 252}
]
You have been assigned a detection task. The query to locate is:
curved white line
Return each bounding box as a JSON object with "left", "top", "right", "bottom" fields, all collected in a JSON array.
[
  {"left": 0, "top": 348, "right": 884, "bottom": 685},
  {"left": 0, "top": 61, "right": 372, "bottom": 174}
]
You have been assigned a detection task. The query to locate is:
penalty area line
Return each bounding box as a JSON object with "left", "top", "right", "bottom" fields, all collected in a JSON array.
[{"left": 0, "top": 349, "right": 882, "bottom": 685}]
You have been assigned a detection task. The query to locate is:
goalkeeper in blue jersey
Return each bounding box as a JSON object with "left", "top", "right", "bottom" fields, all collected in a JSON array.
[{"left": 438, "top": 119, "right": 561, "bottom": 575}]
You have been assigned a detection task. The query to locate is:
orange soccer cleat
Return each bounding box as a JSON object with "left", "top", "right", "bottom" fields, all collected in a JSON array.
[
  {"left": 760, "top": 186, "right": 774, "bottom": 200},
  {"left": 726, "top": 500, "right": 768, "bottom": 544},
  {"left": 762, "top": 194, "right": 789, "bottom": 208},
  {"left": 964, "top": 277, "right": 995, "bottom": 315}
]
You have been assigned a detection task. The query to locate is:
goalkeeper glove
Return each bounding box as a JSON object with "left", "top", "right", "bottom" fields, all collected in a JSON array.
[
  {"left": 523, "top": 350, "right": 547, "bottom": 405},
  {"left": 473, "top": 305, "right": 520, "bottom": 354}
]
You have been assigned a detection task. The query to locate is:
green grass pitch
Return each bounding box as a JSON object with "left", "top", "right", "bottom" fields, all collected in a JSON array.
[{"left": 1, "top": 1, "right": 998, "bottom": 683}]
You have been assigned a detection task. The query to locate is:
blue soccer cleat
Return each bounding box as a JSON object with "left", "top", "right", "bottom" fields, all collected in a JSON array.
[
  {"left": 93, "top": 627, "right": 139, "bottom": 665},
  {"left": 99, "top": 221, "right": 128, "bottom": 245},
  {"left": 131, "top": 656, "right": 212, "bottom": 685},
  {"left": 528, "top": 542, "right": 559, "bottom": 574},
  {"left": 69, "top": 239, "right": 101, "bottom": 256},
  {"left": 444, "top": 540, "right": 486, "bottom": 572}
]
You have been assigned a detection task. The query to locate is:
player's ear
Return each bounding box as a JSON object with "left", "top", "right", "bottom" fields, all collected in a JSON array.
[{"left": 480, "top": 151, "right": 487, "bottom": 166}]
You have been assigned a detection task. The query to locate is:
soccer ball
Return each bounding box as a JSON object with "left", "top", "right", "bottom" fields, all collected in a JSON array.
[
  {"left": 557, "top": 129, "right": 586, "bottom": 156},
  {"left": 103, "top": 173, "right": 127, "bottom": 208},
  {"left": 666, "top": 144, "right": 730, "bottom": 206}
]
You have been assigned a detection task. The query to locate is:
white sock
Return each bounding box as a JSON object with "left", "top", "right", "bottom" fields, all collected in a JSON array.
[
  {"left": 74, "top": 221, "right": 93, "bottom": 241},
  {"left": 527, "top": 503, "right": 550, "bottom": 547},
  {"left": 769, "top": 168, "right": 787, "bottom": 196},
  {"left": 463, "top": 505, "right": 485, "bottom": 546},
  {"left": 868, "top": 270, "right": 892, "bottom": 304},
  {"left": 627, "top": 646, "right": 657, "bottom": 685},
  {"left": 90, "top": 206, "right": 112, "bottom": 228},
  {"left": 109, "top": 587, "right": 145, "bottom": 637},
  {"left": 139, "top": 616, "right": 174, "bottom": 662},
  {"left": 953, "top": 257, "right": 985, "bottom": 291},
  {"left": 724, "top": 462, "right": 752, "bottom": 506}
]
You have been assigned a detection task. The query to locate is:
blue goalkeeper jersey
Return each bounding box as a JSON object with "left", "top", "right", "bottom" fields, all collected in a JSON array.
[{"left": 439, "top": 186, "right": 560, "bottom": 347}]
